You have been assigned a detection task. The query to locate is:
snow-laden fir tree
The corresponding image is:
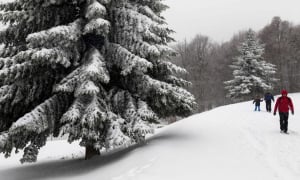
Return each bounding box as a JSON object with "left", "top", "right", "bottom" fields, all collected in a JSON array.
[
  {"left": 224, "top": 29, "right": 277, "bottom": 101},
  {"left": 0, "top": 0, "right": 196, "bottom": 163}
]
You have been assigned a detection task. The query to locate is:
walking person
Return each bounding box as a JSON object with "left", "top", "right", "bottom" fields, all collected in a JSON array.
[
  {"left": 264, "top": 92, "right": 274, "bottom": 112},
  {"left": 253, "top": 95, "right": 263, "bottom": 111},
  {"left": 273, "top": 89, "right": 294, "bottom": 134}
]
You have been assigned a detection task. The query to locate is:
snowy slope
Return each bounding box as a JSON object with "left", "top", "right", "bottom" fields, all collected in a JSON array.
[{"left": 1, "top": 93, "right": 300, "bottom": 180}]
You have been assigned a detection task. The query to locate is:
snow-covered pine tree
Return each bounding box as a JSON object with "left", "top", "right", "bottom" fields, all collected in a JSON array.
[
  {"left": 224, "top": 29, "right": 277, "bottom": 101},
  {"left": 0, "top": 0, "right": 196, "bottom": 163}
]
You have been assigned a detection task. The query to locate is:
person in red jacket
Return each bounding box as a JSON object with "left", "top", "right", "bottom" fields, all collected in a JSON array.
[{"left": 273, "top": 89, "right": 294, "bottom": 134}]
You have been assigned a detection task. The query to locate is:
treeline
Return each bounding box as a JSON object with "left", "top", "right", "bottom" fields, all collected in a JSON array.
[{"left": 172, "top": 17, "right": 300, "bottom": 113}]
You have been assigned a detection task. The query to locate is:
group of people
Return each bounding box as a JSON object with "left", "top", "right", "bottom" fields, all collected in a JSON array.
[
  {"left": 253, "top": 90, "right": 294, "bottom": 134},
  {"left": 253, "top": 92, "right": 274, "bottom": 112}
]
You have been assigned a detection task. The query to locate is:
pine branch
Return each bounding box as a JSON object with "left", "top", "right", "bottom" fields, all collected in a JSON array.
[
  {"left": 108, "top": 43, "right": 153, "bottom": 75},
  {"left": 0, "top": 93, "right": 71, "bottom": 162}
]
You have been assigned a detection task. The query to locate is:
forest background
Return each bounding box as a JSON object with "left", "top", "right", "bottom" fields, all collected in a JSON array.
[{"left": 171, "top": 17, "right": 300, "bottom": 114}]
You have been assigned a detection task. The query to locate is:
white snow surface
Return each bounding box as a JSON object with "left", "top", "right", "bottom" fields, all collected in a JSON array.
[{"left": 1, "top": 93, "right": 300, "bottom": 180}]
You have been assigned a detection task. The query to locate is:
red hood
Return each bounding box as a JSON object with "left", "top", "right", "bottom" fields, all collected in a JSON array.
[{"left": 281, "top": 89, "right": 288, "bottom": 96}]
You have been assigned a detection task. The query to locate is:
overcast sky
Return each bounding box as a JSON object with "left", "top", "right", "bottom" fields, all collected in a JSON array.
[{"left": 163, "top": 0, "right": 300, "bottom": 43}]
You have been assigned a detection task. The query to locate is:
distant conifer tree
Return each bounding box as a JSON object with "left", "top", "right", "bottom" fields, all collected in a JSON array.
[{"left": 225, "top": 29, "right": 277, "bottom": 101}]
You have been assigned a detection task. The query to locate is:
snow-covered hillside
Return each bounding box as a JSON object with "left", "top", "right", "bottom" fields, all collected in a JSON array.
[{"left": 1, "top": 93, "right": 300, "bottom": 180}]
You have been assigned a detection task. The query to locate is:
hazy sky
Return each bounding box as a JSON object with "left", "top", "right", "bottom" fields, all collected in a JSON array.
[{"left": 163, "top": 0, "right": 300, "bottom": 43}]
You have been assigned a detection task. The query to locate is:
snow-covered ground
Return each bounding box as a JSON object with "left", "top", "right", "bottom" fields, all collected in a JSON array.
[{"left": 1, "top": 93, "right": 300, "bottom": 180}]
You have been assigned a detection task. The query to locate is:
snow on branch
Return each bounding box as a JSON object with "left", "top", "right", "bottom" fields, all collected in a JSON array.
[
  {"left": 55, "top": 47, "right": 110, "bottom": 93},
  {"left": 26, "top": 19, "right": 83, "bottom": 49},
  {"left": 0, "top": 94, "right": 70, "bottom": 161},
  {"left": 60, "top": 99, "right": 83, "bottom": 127},
  {"left": 9, "top": 94, "right": 69, "bottom": 135},
  {"left": 0, "top": 62, "right": 33, "bottom": 85},
  {"left": 156, "top": 45, "right": 177, "bottom": 57},
  {"left": 151, "top": 75, "right": 194, "bottom": 100},
  {"left": 136, "top": 99, "right": 158, "bottom": 122},
  {"left": 159, "top": 61, "right": 187, "bottom": 74},
  {"left": 140, "top": 75, "right": 196, "bottom": 111},
  {"left": 0, "top": 47, "right": 73, "bottom": 79},
  {"left": 54, "top": 67, "right": 81, "bottom": 93},
  {"left": 30, "top": 48, "right": 72, "bottom": 67},
  {"left": 138, "top": 5, "right": 165, "bottom": 24},
  {"left": 113, "top": 7, "right": 162, "bottom": 41},
  {"left": 85, "top": 0, "right": 107, "bottom": 20},
  {"left": 109, "top": 89, "right": 156, "bottom": 140},
  {"left": 108, "top": 43, "right": 153, "bottom": 75},
  {"left": 82, "top": 47, "right": 110, "bottom": 83},
  {"left": 0, "top": 85, "right": 16, "bottom": 104},
  {"left": 165, "top": 75, "right": 191, "bottom": 87},
  {"left": 83, "top": 18, "right": 110, "bottom": 36},
  {"left": 150, "top": 24, "right": 175, "bottom": 43},
  {"left": 75, "top": 80, "right": 99, "bottom": 97},
  {"left": 115, "top": 33, "right": 160, "bottom": 58},
  {"left": 60, "top": 92, "right": 108, "bottom": 146},
  {"left": 131, "top": 40, "right": 160, "bottom": 57},
  {"left": 105, "top": 113, "right": 131, "bottom": 150},
  {"left": 0, "top": 133, "right": 8, "bottom": 152},
  {"left": 0, "top": 57, "right": 20, "bottom": 70},
  {"left": 138, "top": 0, "right": 169, "bottom": 13},
  {"left": 98, "top": 0, "right": 111, "bottom": 4},
  {"left": 143, "top": 29, "right": 162, "bottom": 43}
]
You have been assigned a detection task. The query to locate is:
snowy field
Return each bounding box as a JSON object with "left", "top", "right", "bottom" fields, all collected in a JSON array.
[{"left": 1, "top": 93, "right": 300, "bottom": 180}]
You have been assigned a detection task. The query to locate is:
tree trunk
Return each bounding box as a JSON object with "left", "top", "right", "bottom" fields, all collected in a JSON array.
[{"left": 85, "top": 145, "right": 100, "bottom": 160}]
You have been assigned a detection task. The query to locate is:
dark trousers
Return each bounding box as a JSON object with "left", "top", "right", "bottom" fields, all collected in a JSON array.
[
  {"left": 279, "top": 112, "right": 289, "bottom": 132},
  {"left": 265, "top": 100, "right": 272, "bottom": 112}
]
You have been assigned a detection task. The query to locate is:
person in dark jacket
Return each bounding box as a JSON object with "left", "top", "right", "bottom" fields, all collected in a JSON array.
[
  {"left": 273, "top": 89, "right": 294, "bottom": 134},
  {"left": 253, "top": 95, "right": 263, "bottom": 111},
  {"left": 264, "top": 92, "right": 274, "bottom": 112}
]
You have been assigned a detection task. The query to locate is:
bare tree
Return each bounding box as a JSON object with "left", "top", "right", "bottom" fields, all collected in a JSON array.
[{"left": 259, "top": 17, "right": 294, "bottom": 91}]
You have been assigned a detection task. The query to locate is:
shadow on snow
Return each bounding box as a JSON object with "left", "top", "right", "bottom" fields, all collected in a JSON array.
[{"left": 0, "top": 128, "right": 193, "bottom": 180}]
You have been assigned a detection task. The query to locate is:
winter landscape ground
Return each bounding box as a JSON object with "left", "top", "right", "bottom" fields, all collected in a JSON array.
[{"left": 1, "top": 93, "right": 300, "bottom": 180}]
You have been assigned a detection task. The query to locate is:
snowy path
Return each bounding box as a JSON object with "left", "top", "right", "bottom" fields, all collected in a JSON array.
[{"left": 1, "top": 94, "right": 300, "bottom": 180}]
